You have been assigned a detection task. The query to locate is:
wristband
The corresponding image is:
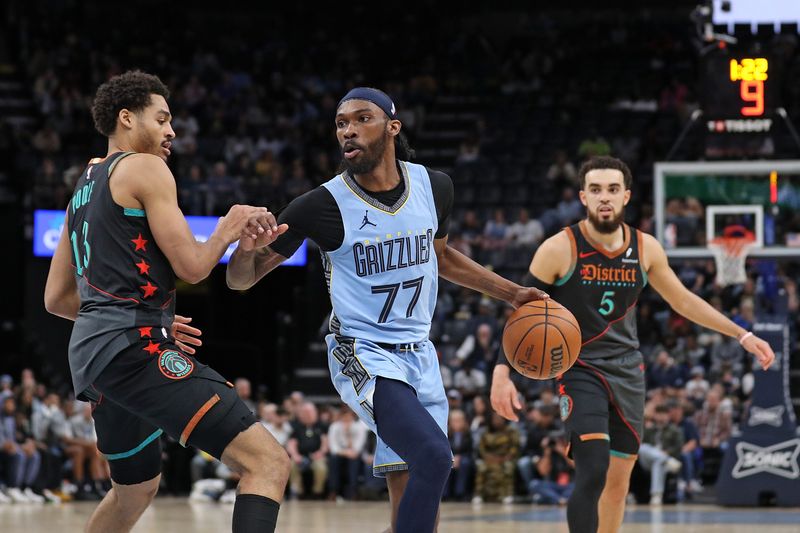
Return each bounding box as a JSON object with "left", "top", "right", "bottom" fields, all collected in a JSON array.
[{"left": 737, "top": 331, "right": 753, "bottom": 345}]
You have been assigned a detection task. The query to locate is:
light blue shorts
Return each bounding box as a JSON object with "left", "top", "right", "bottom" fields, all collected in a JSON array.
[{"left": 326, "top": 335, "right": 449, "bottom": 477}]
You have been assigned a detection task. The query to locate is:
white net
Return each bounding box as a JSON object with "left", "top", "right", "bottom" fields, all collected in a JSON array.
[{"left": 708, "top": 238, "right": 756, "bottom": 287}]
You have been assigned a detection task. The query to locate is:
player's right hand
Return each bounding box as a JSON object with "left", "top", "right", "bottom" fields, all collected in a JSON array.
[
  {"left": 238, "top": 218, "right": 289, "bottom": 252},
  {"left": 491, "top": 365, "right": 522, "bottom": 422},
  {"left": 217, "top": 205, "right": 272, "bottom": 244}
]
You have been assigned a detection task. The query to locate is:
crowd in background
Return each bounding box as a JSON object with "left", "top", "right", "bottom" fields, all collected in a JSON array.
[{"left": 1, "top": 1, "right": 799, "bottom": 508}]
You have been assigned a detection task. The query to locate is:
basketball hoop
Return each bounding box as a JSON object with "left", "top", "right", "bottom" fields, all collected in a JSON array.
[{"left": 708, "top": 225, "right": 757, "bottom": 287}]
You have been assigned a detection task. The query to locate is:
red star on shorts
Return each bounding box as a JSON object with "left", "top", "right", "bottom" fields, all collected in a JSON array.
[
  {"left": 135, "top": 259, "right": 151, "bottom": 275},
  {"left": 138, "top": 326, "right": 152, "bottom": 338},
  {"left": 131, "top": 233, "right": 148, "bottom": 252},
  {"left": 558, "top": 384, "right": 566, "bottom": 395},
  {"left": 140, "top": 282, "right": 157, "bottom": 298},
  {"left": 143, "top": 341, "right": 161, "bottom": 355}
]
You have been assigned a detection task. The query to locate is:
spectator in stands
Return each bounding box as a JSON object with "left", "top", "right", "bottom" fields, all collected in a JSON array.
[
  {"left": 179, "top": 164, "right": 208, "bottom": 215},
  {"left": 443, "top": 409, "right": 473, "bottom": 502},
  {"left": 555, "top": 188, "right": 583, "bottom": 226},
  {"left": 456, "top": 323, "right": 499, "bottom": 373},
  {"left": 31, "top": 392, "right": 68, "bottom": 502},
  {"left": 459, "top": 210, "right": 484, "bottom": 251},
  {"left": 285, "top": 158, "right": 313, "bottom": 199},
  {"left": 667, "top": 400, "right": 702, "bottom": 500},
  {"left": 532, "top": 387, "right": 559, "bottom": 411},
  {"left": 638, "top": 404, "right": 683, "bottom": 505},
  {"left": 528, "top": 431, "right": 574, "bottom": 505},
  {"left": 287, "top": 401, "right": 329, "bottom": 499},
  {"left": 469, "top": 395, "right": 489, "bottom": 444},
  {"left": 710, "top": 335, "right": 745, "bottom": 378},
  {"left": 694, "top": 389, "right": 732, "bottom": 481},
  {"left": 1, "top": 396, "right": 43, "bottom": 503},
  {"left": 327, "top": 405, "right": 367, "bottom": 501},
  {"left": 546, "top": 149, "right": 578, "bottom": 191},
  {"left": 0, "top": 375, "right": 13, "bottom": 403},
  {"left": 517, "top": 405, "right": 560, "bottom": 494},
  {"left": 260, "top": 403, "right": 292, "bottom": 448},
  {"left": 647, "top": 350, "right": 686, "bottom": 390},
  {"left": 674, "top": 333, "right": 707, "bottom": 369},
  {"left": 206, "top": 161, "right": 244, "bottom": 215},
  {"left": 577, "top": 129, "right": 611, "bottom": 160},
  {"left": 685, "top": 366, "right": 710, "bottom": 407},
  {"left": 473, "top": 412, "right": 519, "bottom": 504},
  {"left": 453, "top": 360, "right": 487, "bottom": 400},
  {"left": 234, "top": 377, "right": 256, "bottom": 414},
  {"left": 31, "top": 122, "right": 61, "bottom": 154},
  {"left": 62, "top": 401, "right": 109, "bottom": 499},
  {"left": 507, "top": 208, "right": 544, "bottom": 249},
  {"left": 482, "top": 208, "right": 510, "bottom": 262}
]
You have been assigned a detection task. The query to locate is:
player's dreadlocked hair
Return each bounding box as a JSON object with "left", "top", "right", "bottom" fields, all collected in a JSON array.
[
  {"left": 91, "top": 70, "right": 170, "bottom": 137},
  {"left": 395, "top": 130, "right": 415, "bottom": 161}
]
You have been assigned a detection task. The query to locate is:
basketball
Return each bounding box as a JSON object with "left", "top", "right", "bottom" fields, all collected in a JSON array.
[{"left": 502, "top": 300, "right": 581, "bottom": 380}]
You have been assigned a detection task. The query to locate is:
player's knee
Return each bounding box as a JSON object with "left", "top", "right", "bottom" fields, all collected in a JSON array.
[
  {"left": 412, "top": 433, "right": 452, "bottom": 479},
  {"left": 602, "top": 475, "right": 630, "bottom": 503},
  {"left": 573, "top": 442, "right": 610, "bottom": 493},
  {"left": 115, "top": 479, "right": 159, "bottom": 514}
]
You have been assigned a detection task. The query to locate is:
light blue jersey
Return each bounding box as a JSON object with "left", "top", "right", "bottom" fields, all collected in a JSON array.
[
  {"left": 322, "top": 161, "right": 439, "bottom": 343},
  {"left": 322, "top": 161, "right": 450, "bottom": 477}
]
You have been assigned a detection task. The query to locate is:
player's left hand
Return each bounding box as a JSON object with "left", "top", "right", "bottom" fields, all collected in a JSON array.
[
  {"left": 509, "top": 286, "right": 549, "bottom": 309},
  {"left": 171, "top": 314, "right": 202, "bottom": 355},
  {"left": 742, "top": 334, "right": 775, "bottom": 370}
]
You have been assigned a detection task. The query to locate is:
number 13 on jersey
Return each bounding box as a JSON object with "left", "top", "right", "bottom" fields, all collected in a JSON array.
[{"left": 71, "top": 221, "right": 90, "bottom": 276}]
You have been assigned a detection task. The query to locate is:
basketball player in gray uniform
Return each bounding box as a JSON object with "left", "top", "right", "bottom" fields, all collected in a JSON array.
[
  {"left": 44, "top": 71, "right": 289, "bottom": 533},
  {"left": 491, "top": 156, "right": 774, "bottom": 532}
]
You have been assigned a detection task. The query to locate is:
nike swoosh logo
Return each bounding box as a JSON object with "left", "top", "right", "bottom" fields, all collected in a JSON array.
[{"left": 579, "top": 251, "right": 598, "bottom": 259}]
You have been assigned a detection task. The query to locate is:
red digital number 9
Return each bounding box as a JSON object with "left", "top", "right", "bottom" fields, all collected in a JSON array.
[{"left": 740, "top": 80, "right": 764, "bottom": 116}]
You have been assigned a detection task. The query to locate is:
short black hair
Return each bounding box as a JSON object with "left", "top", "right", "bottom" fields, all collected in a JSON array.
[
  {"left": 91, "top": 70, "right": 170, "bottom": 137},
  {"left": 395, "top": 130, "right": 415, "bottom": 161},
  {"left": 578, "top": 155, "right": 633, "bottom": 190}
]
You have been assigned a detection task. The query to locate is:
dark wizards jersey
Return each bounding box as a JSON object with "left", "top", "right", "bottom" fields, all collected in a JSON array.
[
  {"left": 66, "top": 152, "right": 176, "bottom": 398},
  {"left": 548, "top": 220, "right": 647, "bottom": 360}
]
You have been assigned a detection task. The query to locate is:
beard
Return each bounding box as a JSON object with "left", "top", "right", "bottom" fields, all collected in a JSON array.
[
  {"left": 340, "top": 133, "right": 388, "bottom": 175},
  {"left": 587, "top": 205, "right": 625, "bottom": 234}
]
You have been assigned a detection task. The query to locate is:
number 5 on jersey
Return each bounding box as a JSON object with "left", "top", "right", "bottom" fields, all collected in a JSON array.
[
  {"left": 598, "top": 290, "right": 615, "bottom": 316},
  {"left": 71, "top": 221, "right": 90, "bottom": 276}
]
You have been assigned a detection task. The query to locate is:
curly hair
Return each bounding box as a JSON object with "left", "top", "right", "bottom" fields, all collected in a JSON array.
[
  {"left": 91, "top": 70, "right": 170, "bottom": 137},
  {"left": 578, "top": 155, "right": 633, "bottom": 189}
]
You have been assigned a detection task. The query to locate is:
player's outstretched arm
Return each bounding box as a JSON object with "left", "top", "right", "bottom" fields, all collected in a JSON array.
[
  {"left": 122, "top": 154, "right": 272, "bottom": 284},
  {"left": 44, "top": 210, "right": 80, "bottom": 321},
  {"left": 489, "top": 233, "right": 569, "bottom": 421},
  {"left": 644, "top": 233, "right": 775, "bottom": 369},
  {"left": 434, "top": 237, "right": 548, "bottom": 308},
  {"left": 226, "top": 243, "right": 289, "bottom": 291}
]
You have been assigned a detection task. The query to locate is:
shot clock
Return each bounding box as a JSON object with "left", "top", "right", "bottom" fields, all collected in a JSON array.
[{"left": 702, "top": 48, "right": 781, "bottom": 133}]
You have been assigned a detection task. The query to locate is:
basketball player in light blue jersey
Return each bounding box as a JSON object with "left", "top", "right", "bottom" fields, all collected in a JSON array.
[{"left": 227, "top": 88, "right": 547, "bottom": 533}]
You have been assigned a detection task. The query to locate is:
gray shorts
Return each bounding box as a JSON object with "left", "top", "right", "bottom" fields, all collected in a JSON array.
[{"left": 558, "top": 352, "right": 645, "bottom": 458}]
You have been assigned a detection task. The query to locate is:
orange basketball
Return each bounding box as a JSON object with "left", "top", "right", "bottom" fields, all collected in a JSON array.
[{"left": 502, "top": 299, "right": 581, "bottom": 380}]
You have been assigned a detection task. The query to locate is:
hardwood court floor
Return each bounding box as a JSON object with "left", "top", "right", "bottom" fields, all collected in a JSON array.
[{"left": 0, "top": 498, "right": 798, "bottom": 532}]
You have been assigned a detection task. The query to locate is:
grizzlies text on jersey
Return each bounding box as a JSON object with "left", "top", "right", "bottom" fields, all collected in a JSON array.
[{"left": 322, "top": 161, "right": 439, "bottom": 343}]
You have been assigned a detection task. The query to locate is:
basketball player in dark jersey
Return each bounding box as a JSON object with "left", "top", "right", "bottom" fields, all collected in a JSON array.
[
  {"left": 491, "top": 156, "right": 774, "bottom": 532},
  {"left": 44, "top": 71, "right": 289, "bottom": 533}
]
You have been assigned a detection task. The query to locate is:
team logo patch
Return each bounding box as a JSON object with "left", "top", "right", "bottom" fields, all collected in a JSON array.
[
  {"left": 559, "top": 394, "right": 573, "bottom": 421},
  {"left": 158, "top": 350, "right": 194, "bottom": 380}
]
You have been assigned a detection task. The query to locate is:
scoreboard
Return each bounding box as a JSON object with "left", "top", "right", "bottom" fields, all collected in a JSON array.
[{"left": 702, "top": 48, "right": 781, "bottom": 134}]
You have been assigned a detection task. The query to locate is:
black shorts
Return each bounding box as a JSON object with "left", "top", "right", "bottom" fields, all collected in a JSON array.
[
  {"left": 89, "top": 337, "right": 257, "bottom": 485},
  {"left": 558, "top": 351, "right": 645, "bottom": 458}
]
